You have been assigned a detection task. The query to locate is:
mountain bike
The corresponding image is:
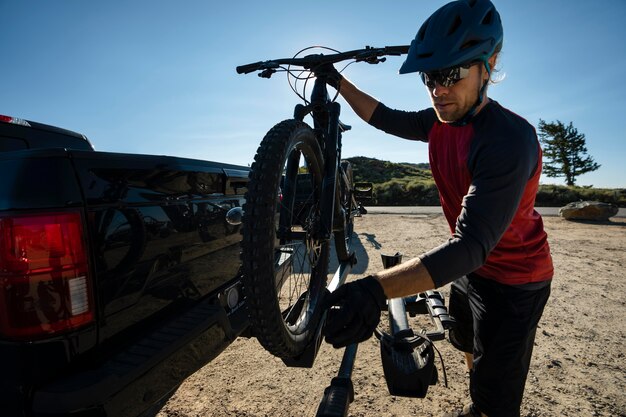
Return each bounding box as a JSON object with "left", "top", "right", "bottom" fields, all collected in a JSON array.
[{"left": 237, "top": 45, "right": 409, "bottom": 360}]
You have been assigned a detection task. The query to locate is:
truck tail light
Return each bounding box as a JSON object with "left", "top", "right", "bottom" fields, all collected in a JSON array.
[
  {"left": 0, "top": 211, "right": 94, "bottom": 340},
  {"left": 0, "top": 114, "right": 31, "bottom": 127}
]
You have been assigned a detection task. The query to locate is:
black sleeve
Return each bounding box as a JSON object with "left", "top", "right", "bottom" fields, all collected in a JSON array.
[
  {"left": 368, "top": 103, "right": 437, "bottom": 142},
  {"left": 419, "top": 120, "right": 540, "bottom": 287}
]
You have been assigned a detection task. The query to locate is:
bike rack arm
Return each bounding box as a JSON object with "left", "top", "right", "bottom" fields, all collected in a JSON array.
[
  {"left": 388, "top": 297, "right": 410, "bottom": 334},
  {"left": 315, "top": 343, "right": 357, "bottom": 417},
  {"left": 315, "top": 255, "right": 359, "bottom": 416},
  {"left": 281, "top": 254, "right": 356, "bottom": 368}
]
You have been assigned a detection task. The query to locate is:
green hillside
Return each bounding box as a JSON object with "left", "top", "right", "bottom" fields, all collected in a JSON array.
[
  {"left": 346, "top": 156, "right": 432, "bottom": 184},
  {"left": 345, "top": 156, "right": 439, "bottom": 205},
  {"left": 344, "top": 156, "right": 625, "bottom": 207}
]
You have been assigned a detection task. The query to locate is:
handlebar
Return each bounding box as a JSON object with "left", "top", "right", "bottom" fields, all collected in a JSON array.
[{"left": 236, "top": 45, "right": 410, "bottom": 75}]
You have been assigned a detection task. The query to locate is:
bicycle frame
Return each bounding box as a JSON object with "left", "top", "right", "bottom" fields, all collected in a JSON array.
[
  {"left": 238, "top": 45, "right": 410, "bottom": 363},
  {"left": 236, "top": 45, "right": 410, "bottom": 247}
]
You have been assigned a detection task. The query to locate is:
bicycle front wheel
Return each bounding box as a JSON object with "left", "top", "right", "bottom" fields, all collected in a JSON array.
[{"left": 241, "top": 119, "right": 329, "bottom": 359}]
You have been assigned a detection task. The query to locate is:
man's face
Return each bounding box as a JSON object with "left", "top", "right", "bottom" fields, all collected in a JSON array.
[{"left": 423, "top": 60, "right": 492, "bottom": 123}]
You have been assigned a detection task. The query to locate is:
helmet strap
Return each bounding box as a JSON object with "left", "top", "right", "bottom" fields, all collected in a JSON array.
[{"left": 452, "top": 60, "right": 491, "bottom": 126}]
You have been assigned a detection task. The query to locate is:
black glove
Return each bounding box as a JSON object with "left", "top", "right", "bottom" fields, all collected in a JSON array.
[
  {"left": 313, "top": 63, "right": 343, "bottom": 90},
  {"left": 323, "top": 276, "right": 387, "bottom": 348}
]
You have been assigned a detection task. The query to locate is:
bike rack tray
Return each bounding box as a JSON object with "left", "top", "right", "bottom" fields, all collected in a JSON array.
[
  {"left": 313, "top": 252, "right": 455, "bottom": 415},
  {"left": 377, "top": 253, "right": 451, "bottom": 398},
  {"left": 380, "top": 297, "right": 438, "bottom": 398},
  {"left": 404, "top": 291, "right": 456, "bottom": 341}
]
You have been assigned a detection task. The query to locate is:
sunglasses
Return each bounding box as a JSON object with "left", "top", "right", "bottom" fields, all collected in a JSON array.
[{"left": 420, "top": 62, "right": 476, "bottom": 89}]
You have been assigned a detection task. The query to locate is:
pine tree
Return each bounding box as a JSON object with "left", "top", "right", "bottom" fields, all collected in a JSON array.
[{"left": 537, "top": 120, "right": 600, "bottom": 186}]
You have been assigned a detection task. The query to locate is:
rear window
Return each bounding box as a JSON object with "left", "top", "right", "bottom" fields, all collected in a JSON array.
[{"left": 0, "top": 136, "right": 28, "bottom": 152}]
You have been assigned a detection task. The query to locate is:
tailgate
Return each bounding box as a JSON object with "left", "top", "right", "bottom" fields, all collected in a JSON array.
[{"left": 69, "top": 150, "right": 249, "bottom": 343}]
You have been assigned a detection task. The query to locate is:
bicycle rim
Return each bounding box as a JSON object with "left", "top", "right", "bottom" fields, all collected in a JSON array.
[{"left": 242, "top": 119, "right": 329, "bottom": 358}]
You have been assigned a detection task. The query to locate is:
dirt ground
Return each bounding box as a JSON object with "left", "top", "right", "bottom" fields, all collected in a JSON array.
[{"left": 158, "top": 213, "right": 626, "bottom": 417}]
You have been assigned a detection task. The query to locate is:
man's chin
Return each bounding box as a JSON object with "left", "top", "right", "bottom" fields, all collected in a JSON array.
[
  {"left": 434, "top": 110, "right": 459, "bottom": 124},
  {"left": 434, "top": 107, "right": 464, "bottom": 123}
]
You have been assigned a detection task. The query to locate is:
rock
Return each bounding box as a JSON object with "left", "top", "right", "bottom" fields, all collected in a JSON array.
[{"left": 558, "top": 201, "right": 619, "bottom": 221}]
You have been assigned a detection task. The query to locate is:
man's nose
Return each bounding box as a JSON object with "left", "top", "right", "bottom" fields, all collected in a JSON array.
[{"left": 432, "top": 83, "right": 450, "bottom": 97}]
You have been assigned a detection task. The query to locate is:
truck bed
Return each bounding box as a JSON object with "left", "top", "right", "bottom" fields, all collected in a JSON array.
[{"left": 0, "top": 140, "right": 250, "bottom": 416}]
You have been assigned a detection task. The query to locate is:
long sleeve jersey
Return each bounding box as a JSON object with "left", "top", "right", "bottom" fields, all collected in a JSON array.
[{"left": 369, "top": 100, "right": 553, "bottom": 287}]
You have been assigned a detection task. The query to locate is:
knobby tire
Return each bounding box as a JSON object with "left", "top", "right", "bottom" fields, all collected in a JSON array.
[{"left": 241, "top": 119, "right": 329, "bottom": 358}]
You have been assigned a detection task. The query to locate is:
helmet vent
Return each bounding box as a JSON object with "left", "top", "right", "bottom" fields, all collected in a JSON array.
[
  {"left": 461, "top": 39, "right": 481, "bottom": 50},
  {"left": 482, "top": 10, "right": 494, "bottom": 25},
  {"left": 418, "top": 17, "right": 431, "bottom": 41},
  {"left": 447, "top": 15, "right": 463, "bottom": 36},
  {"left": 468, "top": 0, "right": 478, "bottom": 7}
]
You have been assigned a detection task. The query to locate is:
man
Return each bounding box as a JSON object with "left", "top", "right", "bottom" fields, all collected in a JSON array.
[{"left": 321, "top": 1, "right": 553, "bottom": 416}]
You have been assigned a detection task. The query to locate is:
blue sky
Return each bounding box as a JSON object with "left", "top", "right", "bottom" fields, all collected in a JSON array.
[{"left": 2, "top": 1, "right": 625, "bottom": 188}]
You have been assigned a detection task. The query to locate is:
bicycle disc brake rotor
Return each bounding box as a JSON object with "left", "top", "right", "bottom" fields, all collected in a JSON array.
[{"left": 303, "top": 208, "right": 323, "bottom": 267}]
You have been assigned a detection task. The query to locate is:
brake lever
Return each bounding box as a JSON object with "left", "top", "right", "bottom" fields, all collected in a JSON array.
[
  {"left": 259, "top": 68, "right": 277, "bottom": 78},
  {"left": 356, "top": 55, "right": 387, "bottom": 65},
  {"left": 368, "top": 57, "right": 387, "bottom": 64}
]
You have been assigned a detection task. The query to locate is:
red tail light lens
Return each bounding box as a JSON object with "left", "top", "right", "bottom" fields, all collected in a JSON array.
[
  {"left": 0, "top": 211, "right": 94, "bottom": 340},
  {"left": 0, "top": 114, "right": 31, "bottom": 126}
]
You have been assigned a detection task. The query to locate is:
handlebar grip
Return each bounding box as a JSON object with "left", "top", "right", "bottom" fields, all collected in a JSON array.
[
  {"left": 384, "top": 45, "right": 411, "bottom": 55},
  {"left": 236, "top": 61, "right": 265, "bottom": 74}
]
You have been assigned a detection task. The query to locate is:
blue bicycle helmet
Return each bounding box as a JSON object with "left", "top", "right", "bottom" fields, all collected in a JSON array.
[{"left": 399, "top": 0, "right": 503, "bottom": 74}]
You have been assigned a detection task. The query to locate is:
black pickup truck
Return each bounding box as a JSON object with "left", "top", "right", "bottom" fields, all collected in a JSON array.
[{"left": 0, "top": 115, "right": 250, "bottom": 417}]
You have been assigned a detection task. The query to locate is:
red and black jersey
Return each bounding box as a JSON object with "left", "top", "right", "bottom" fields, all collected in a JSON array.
[{"left": 369, "top": 100, "right": 553, "bottom": 287}]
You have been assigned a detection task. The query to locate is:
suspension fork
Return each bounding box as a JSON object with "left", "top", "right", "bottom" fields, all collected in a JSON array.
[
  {"left": 319, "top": 101, "right": 341, "bottom": 240},
  {"left": 293, "top": 83, "right": 342, "bottom": 240}
]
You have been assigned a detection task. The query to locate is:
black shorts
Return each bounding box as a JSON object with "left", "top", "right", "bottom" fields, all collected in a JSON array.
[{"left": 448, "top": 274, "right": 551, "bottom": 417}]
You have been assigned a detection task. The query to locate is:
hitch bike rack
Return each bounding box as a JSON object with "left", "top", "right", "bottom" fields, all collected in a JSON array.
[{"left": 313, "top": 252, "right": 455, "bottom": 416}]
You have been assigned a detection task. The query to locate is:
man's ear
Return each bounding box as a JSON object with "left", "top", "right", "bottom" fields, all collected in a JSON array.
[
  {"left": 484, "top": 53, "right": 498, "bottom": 82},
  {"left": 488, "top": 53, "right": 498, "bottom": 69}
]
